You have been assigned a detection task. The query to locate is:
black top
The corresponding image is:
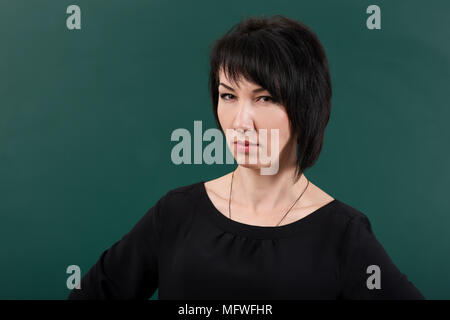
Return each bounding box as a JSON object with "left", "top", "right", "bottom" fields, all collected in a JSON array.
[{"left": 67, "top": 181, "right": 425, "bottom": 300}]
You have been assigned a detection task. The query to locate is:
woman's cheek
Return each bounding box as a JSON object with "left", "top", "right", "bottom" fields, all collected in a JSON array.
[
  {"left": 268, "top": 124, "right": 290, "bottom": 153},
  {"left": 217, "top": 105, "right": 228, "bottom": 129}
]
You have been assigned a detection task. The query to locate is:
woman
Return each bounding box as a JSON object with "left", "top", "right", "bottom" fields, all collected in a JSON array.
[{"left": 68, "top": 15, "right": 424, "bottom": 300}]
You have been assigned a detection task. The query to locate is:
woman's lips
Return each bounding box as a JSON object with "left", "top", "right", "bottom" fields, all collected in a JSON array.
[
  {"left": 233, "top": 140, "right": 259, "bottom": 153},
  {"left": 234, "top": 140, "right": 258, "bottom": 146}
]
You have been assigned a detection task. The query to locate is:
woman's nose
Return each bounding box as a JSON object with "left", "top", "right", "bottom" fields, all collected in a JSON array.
[{"left": 232, "top": 100, "right": 254, "bottom": 132}]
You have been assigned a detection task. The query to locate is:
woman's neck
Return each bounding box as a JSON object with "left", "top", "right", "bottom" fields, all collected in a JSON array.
[{"left": 232, "top": 164, "right": 309, "bottom": 216}]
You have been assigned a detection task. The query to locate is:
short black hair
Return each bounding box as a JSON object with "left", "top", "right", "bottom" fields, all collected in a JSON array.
[{"left": 208, "top": 15, "right": 332, "bottom": 180}]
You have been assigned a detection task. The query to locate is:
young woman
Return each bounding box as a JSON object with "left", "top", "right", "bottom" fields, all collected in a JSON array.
[{"left": 68, "top": 15, "right": 424, "bottom": 300}]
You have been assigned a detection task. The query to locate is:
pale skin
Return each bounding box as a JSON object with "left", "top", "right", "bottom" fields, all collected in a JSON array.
[{"left": 204, "top": 68, "right": 335, "bottom": 227}]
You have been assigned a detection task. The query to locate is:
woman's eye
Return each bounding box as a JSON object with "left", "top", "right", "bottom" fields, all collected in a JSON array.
[
  {"left": 220, "top": 93, "right": 235, "bottom": 101},
  {"left": 258, "top": 96, "right": 273, "bottom": 103}
]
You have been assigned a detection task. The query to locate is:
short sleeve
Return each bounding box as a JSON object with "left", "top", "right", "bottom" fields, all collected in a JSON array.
[
  {"left": 338, "top": 215, "right": 425, "bottom": 300},
  {"left": 67, "top": 194, "right": 167, "bottom": 300}
]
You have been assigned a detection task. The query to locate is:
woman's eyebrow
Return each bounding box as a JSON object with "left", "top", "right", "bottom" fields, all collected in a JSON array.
[
  {"left": 219, "top": 83, "right": 235, "bottom": 91},
  {"left": 219, "top": 82, "right": 267, "bottom": 93}
]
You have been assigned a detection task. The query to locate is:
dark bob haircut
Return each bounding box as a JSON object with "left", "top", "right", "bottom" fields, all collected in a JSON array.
[{"left": 208, "top": 15, "right": 332, "bottom": 180}]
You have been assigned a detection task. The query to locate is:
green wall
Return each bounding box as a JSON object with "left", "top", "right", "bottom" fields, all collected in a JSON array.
[{"left": 0, "top": 0, "right": 449, "bottom": 299}]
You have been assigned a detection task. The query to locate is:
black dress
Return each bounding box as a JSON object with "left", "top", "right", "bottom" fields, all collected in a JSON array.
[{"left": 67, "top": 181, "right": 425, "bottom": 300}]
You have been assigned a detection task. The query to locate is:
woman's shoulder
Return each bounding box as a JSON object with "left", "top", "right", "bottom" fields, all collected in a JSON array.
[
  {"left": 145, "top": 181, "right": 207, "bottom": 227},
  {"left": 330, "top": 198, "right": 374, "bottom": 233},
  {"left": 154, "top": 175, "right": 231, "bottom": 219},
  {"left": 161, "top": 180, "right": 206, "bottom": 203},
  {"left": 161, "top": 176, "right": 231, "bottom": 210}
]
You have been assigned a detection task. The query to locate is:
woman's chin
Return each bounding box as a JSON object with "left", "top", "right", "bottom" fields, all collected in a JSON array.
[{"left": 233, "top": 156, "right": 275, "bottom": 170}]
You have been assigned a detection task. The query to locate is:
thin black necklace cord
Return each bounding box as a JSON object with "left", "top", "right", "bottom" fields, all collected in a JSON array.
[{"left": 228, "top": 170, "right": 310, "bottom": 226}]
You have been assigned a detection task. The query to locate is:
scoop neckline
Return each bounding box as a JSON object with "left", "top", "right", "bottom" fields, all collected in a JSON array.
[{"left": 199, "top": 181, "right": 339, "bottom": 239}]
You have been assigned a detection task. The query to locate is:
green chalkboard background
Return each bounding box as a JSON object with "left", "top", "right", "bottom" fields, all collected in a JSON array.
[{"left": 0, "top": 0, "right": 449, "bottom": 299}]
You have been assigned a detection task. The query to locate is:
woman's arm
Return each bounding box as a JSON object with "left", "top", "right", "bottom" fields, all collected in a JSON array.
[
  {"left": 338, "top": 214, "right": 425, "bottom": 299},
  {"left": 67, "top": 195, "right": 166, "bottom": 300}
]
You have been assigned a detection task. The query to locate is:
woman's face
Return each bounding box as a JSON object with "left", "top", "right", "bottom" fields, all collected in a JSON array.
[{"left": 217, "top": 68, "right": 297, "bottom": 172}]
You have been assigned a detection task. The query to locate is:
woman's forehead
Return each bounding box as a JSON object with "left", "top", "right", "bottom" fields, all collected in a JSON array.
[{"left": 219, "top": 69, "right": 262, "bottom": 91}]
